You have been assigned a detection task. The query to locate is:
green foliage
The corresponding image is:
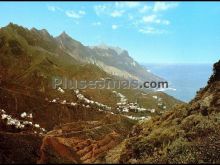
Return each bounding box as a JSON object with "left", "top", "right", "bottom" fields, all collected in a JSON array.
[{"left": 119, "top": 100, "right": 220, "bottom": 163}]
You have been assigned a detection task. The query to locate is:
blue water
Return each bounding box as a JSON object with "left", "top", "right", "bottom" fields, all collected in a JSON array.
[{"left": 143, "top": 63, "right": 213, "bottom": 102}]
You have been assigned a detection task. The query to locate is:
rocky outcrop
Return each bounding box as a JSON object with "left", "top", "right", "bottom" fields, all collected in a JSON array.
[
  {"left": 38, "top": 132, "right": 119, "bottom": 163},
  {"left": 38, "top": 118, "right": 133, "bottom": 164}
]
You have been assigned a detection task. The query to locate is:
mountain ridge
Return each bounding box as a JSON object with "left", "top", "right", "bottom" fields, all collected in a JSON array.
[
  {"left": 0, "top": 23, "right": 183, "bottom": 164},
  {"left": 1, "top": 22, "right": 164, "bottom": 83}
]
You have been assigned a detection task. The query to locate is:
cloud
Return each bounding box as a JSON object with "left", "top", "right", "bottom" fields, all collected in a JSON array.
[
  {"left": 115, "top": 2, "right": 140, "bottom": 9},
  {"left": 94, "top": 4, "right": 125, "bottom": 17},
  {"left": 139, "top": 5, "right": 151, "bottom": 13},
  {"left": 47, "top": 5, "right": 62, "bottom": 12},
  {"left": 137, "top": 14, "right": 170, "bottom": 35},
  {"left": 155, "top": 19, "right": 170, "bottom": 25},
  {"left": 112, "top": 24, "right": 118, "bottom": 30},
  {"left": 66, "top": 10, "right": 86, "bottom": 19},
  {"left": 110, "top": 10, "right": 124, "bottom": 17},
  {"left": 94, "top": 4, "right": 108, "bottom": 16},
  {"left": 142, "top": 14, "right": 157, "bottom": 23},
  {"left": 139, "top": 27, "right": 166, "bottom": 34},
  {"left": 79, "top": 10, "right": 86, "bottom": 15},
  {"left": 153, "top": 2, "right": 178, "bottom": 12},
  {"left": 92, "top": 2, "right": 177, "bottom": 35},
  {"left": 94, "top": 2, "right": 140, "bottom": 17},
  {"left": 92, "top": 22, "right": 102, "bottom": 26},
  {"left": 142, "top": 14, "right": 170, "bottom": 25}
]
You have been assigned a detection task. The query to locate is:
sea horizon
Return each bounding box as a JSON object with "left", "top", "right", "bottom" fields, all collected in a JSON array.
[{"left": 142, "top": 63, "right": 213, "bottom": 102}]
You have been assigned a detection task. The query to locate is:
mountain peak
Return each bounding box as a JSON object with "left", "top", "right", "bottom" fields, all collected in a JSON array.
[
  {"left": 91, "top": 43, "right": 125, "bottom": 55},
  {"left": 58, "top": 31, "right": 71, "bottom": 39},
  {"left": 61, "top": 31, "right": 67, "bottom": 35},
  {"left": 5, "top": 22, "right": 24, "bottom": 30},
  {"left": 30, "top": 27, "right": 38, "bottom": 32},
  {"left": 7, "top": 22, "right": 15, "bottom": 27},
  {"left": 39, "top": 29, "right": 50, "bottom": 36}
]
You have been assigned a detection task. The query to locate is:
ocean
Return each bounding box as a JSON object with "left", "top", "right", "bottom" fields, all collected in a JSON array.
[{"left": 143, "top": 63, "right": 213, "bottom": 103}]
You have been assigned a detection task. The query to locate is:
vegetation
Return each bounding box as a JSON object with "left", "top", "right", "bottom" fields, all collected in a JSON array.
[
  {"left": 0, "top": 23, "right": 219, "bottom": 164},
  {"left": 117, "top": 68, "right": 220, "bottom": 163}
]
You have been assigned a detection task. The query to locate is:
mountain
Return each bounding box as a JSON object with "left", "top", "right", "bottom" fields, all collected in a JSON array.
[
  {"left": 114, "top": 60, "right": 220, "bottom": 164},
  {"left": 56, "top": 32, "right": 162, "bottom": 82},
  {"left": 0, "top": 23, "right": 182, "bottom": 164},
  {"left": 0, "top": 22, "right": 180, "bottom": 113}
]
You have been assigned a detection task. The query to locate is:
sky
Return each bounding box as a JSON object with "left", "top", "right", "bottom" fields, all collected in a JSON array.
[{"left": 0, "top": 1, "right": 220, "bottom": 64}]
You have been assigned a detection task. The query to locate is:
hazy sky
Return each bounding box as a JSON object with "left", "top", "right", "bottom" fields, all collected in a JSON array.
[{"left": 0, "top": 1, "right": 220, "bottom": 64}]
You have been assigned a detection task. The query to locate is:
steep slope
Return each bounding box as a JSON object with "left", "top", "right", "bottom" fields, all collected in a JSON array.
[
  {"left": 115, "top": 60, "right": 220, "bottom": 164},
  {"left": 0, "top": 23, "right": 181, "bottom": 118},
  {"left": 0, "top": 23, "right": 182, "bottom": 164},
  {"left": 56, "top": 34, "right": 162, "bottom": 83},
  {"left": 0, "top": 23, "right": 133, "bottom": 164},
  {"left": 90, "top": 44, "right": 163, "bottom": 82},
  {"left": 38, "top": 115, "right": 135, "bottom": 163}
]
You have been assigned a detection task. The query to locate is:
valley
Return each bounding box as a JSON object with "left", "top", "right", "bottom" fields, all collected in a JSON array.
[{"left": 0, "top": 23, "right": 219, "bottom": 164}]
